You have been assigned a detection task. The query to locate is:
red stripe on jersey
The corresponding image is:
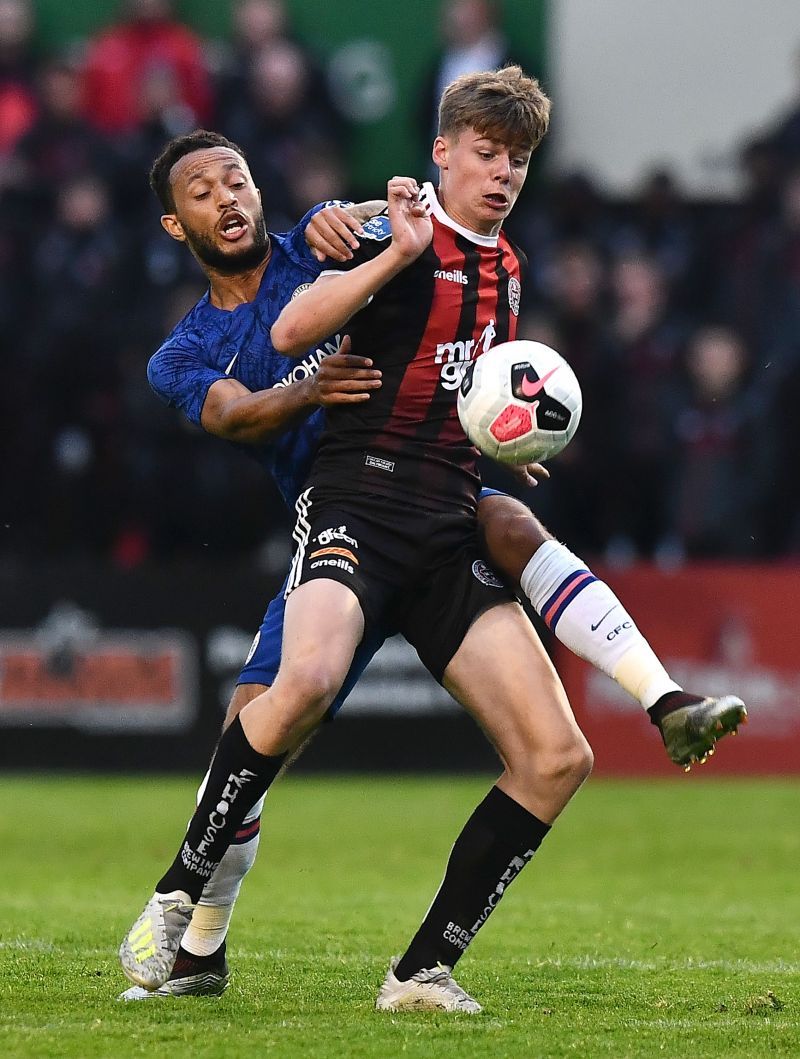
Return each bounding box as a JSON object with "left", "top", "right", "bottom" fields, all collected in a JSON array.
[
  {"left": 436, "top": 234, "right": 524, "bottom": 448},
  {"left": 435, "top": 239, "right": 503, "bottom": 448},
  {"left": 382, "top": 220, "right": 467, "bottom": 440}
]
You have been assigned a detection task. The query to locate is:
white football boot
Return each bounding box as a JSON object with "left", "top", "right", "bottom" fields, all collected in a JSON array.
[
  {"left": 375, "top": 957, "right": 482, "bottom": 1013},
  {"left": 119, "top": 892, "right": 194, "bottom": 991}
]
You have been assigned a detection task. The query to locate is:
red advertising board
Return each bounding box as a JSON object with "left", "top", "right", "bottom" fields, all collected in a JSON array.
[
  {"left": 0, "top": 602, "right": 197, "bottom": 734},
  {"left": 554, "top": 564, "right": 800, "bottom": 775}
]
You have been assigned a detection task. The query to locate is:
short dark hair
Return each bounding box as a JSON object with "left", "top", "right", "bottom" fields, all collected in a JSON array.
[{"left": 149, "top": 130, "right": 247, "bottom": 212}]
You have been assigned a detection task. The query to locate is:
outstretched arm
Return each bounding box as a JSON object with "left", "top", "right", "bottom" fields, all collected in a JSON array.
[
  {"left": 200, "top": 340, "right": 381, "bottom": 444},
  {"left": 271, "top": 177, "right": 432, "bottom": 357}
]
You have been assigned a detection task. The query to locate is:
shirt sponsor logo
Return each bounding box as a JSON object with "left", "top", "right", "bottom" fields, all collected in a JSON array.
[
  {"left": 272, "top": 334, "right": 343, "bottom": 387},
  {"left": 359, "top": 215, "right": 392, "bottom": 241},
  {"left": 472, "top": 560, "right": 505, "bottom": 588},
  {"left": 365, "top": 454, "right": 395, "bottom": 472},
  {"left": 435, "top": 319, "right": 496, "bottom": 390},
  {"left": 508, "top": 276, "right": 521, "bottom": 316},
  {"left": 434, "top": 267, "right": 468, "bottom": 285}
]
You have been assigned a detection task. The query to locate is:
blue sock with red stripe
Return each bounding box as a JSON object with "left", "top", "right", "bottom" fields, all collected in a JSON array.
[{"left": 520, "top": 541, "right": 681, "bottom": 709}]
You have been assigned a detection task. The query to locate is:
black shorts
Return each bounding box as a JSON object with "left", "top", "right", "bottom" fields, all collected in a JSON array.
[{"left": 285, "top": 487, "right": 516, "bottom": 682}]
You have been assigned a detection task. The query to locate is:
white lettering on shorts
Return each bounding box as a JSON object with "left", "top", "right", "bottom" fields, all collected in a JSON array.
[
  {"left": 316, "top": 524, "right": 358, "bottom": 548},
  {"left": 310, "top": 557, "right": 355, "bottom": 575}
]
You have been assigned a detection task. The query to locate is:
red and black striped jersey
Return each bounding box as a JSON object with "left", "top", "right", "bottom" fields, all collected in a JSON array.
[{"left": 308, "top": 182, "right": 527, "bottom": 514}]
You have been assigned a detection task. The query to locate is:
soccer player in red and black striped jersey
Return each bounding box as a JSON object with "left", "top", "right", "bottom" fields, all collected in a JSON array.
[
  {"left": 300, "top": 175, "right": 526, "bottom": 516},
  {"left": 120, "top": 68, "right": 745, "bottom": 1011},
  {"left": 124, "top": 65, "right": 573, "bottom": 1011}
]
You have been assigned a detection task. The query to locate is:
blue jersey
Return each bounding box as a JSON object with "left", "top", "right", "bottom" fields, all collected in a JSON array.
[{"left": 147, "top": 205, "right": 346, "bottom": 508}]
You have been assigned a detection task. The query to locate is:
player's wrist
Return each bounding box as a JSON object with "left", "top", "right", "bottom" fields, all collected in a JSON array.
[
  {"left": 383, "top": 242, "right": 420, "bottom": 270},
  {"left": 298, "top": 375, "right": 322, "bottom": 408}
]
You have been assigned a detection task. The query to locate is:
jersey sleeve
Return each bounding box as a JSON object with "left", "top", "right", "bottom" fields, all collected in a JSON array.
[
  {"left": 281, "top": 200, "right": 355, "bottom": 270},
  {"left": 317, "top": 213, "right": 393, "bottom": 277},
  {"left": 147, "top": 332, "right": 229, "bottom": 428}
]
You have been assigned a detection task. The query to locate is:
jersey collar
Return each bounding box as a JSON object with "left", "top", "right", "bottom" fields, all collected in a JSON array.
[{"left": 421, "top": 181, "right": 499, "bottom": 248}]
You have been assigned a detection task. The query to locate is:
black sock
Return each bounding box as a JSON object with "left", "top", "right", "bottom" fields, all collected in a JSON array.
[
  {"left": 394, "top": 786, "right": 550, "bottom": 981},
  {"left": 174, "top": 940, "right": 226, "bottom": 972},
  {"left": 647, "top": 690, "right": 700, "bottom": 727},
  {"left": 157, "top": 716, "right": 285, "bottom": 903}
]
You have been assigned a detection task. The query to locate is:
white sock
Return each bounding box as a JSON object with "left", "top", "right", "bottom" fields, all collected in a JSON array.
[
  {"left": 181, "top": 771, "right": 265, "bottom": 958},
  {"left": 520, "top": 540, "right": 682, "bottom": 710}
]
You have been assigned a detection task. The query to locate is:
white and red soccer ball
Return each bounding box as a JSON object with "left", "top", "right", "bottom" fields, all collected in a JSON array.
[{"left": 458, "top": 340, "right": 582, "bottom": 464}]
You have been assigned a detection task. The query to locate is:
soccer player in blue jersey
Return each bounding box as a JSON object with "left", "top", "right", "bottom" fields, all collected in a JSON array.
[{"left": 120, "top": 123, "right": 746, "bottom": 1005}]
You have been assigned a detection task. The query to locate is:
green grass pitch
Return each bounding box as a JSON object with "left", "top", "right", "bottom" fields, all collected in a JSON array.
[{"left": 0, "top": 773, "right": 798, "bottom": 1058}]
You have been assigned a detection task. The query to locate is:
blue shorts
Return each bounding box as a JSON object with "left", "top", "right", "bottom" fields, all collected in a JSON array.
[{"left": 237, "top": 487, "right": 508, "bottom": 717}]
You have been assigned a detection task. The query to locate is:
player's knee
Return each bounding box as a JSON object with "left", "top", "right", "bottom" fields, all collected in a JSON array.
[
  {"left": 535, "top": 734, "right": 594, "bottom": 791},
  {"left": 274, "top": 659, "right": 343, "bottom": 718},
  {"left": 504, "top": 508, "right": 551, "bottom": 556},
  {"left": 479, "top": 497, "right": 552, "bottom": 582}
]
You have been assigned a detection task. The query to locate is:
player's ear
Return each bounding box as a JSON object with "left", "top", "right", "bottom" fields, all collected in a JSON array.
[
  {"left": 161, "top": 213, "right": 186, "bottom": 242},
  {"left": 432, "top": 136, "right": 449, "bottom": 170}
]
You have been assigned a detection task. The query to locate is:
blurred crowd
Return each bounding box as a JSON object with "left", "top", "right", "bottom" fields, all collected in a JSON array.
[{"left": 0, "top": 0, "right": 798, "bottom": 567}]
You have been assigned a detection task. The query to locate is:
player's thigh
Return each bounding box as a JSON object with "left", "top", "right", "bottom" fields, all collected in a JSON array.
[
  {"left": 477, "top": 490, "right": 554, "bottom": 584},
  {"left": 443, "top": 601, "right": 585, "bottom": 766},
  {"left": 274, "top": 578, "right": 365, "bottom": 699}
]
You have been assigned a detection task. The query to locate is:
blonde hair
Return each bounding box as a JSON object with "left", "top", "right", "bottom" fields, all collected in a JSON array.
[{"left": 438, "top": 64, "right": 551, "bottom": 151}]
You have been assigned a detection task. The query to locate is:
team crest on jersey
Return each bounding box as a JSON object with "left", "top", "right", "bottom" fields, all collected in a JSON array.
[
  {"left": 472, "top": 560, "right": 504, "bottom": 588},
  {"left": 508, "top": 277, "right": 521, "bottom": 316},
  {"left": 291, "top": 283, "right": 312, "bottom": 299},
  {"left": 359, "top": 215, "right": 392, "bottom": 241}
]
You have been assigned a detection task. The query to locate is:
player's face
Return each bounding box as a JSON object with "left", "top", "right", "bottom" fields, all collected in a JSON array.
[
  {"left": 162, "top": 147, "right": 269, "bottom": 274},
  {"left": 432, "top": 129, "right": 531, "bottom": 236}
]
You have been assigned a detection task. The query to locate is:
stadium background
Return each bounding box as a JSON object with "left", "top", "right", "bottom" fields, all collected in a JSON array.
[{"left": 0, "top": 0, "right": 798, "bottom": 777}]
